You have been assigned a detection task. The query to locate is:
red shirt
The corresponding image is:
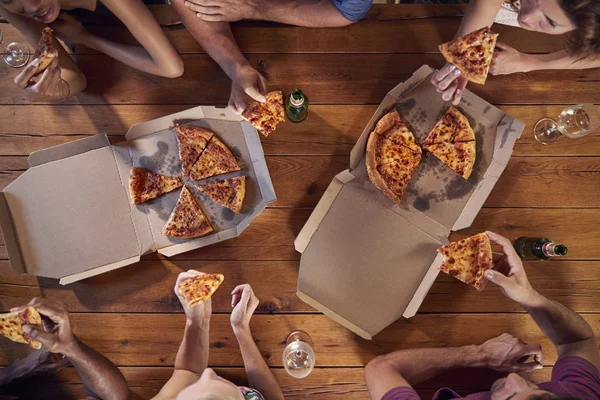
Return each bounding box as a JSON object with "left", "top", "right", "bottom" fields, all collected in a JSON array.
[{"left": 382, "top": 356, "right": 600, "bottom": 400}]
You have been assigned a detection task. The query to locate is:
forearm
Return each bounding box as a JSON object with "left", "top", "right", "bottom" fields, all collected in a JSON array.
[
  {"left": 174, "top": 319, "right": 210, "bottom": 374},
  {"left": 235, "top": 327, "right": 284, "bottom": 400},
  {"left": 520, "top": 290, "right": 594, "bottom": 347},
  {"left": 455, "top": 0, "right": 504, "bottom": 37},
  {"left": 524, "top": 50, "right": 600, "bottom": 71},
  {"left": 253, "top": 0, "right": 352, "bottom": 27},
  {"left": 173, "top": 0, "right": 248, "bottom": 79},
  {"left": 64, "top": 337, "right": 128, "bottom": 400}
]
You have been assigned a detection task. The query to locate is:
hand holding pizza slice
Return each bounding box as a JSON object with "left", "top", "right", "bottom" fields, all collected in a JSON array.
[{"left": 437, "top": 232, "right": 493, "bottom": 290}]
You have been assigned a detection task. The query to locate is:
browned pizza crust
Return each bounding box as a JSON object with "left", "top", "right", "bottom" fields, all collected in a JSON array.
[
  {"left": 439, "top": 27, "right": 498, "bottom": 85},
  {"left": 33, "top": 27, "right": 58, "bottom": 76},
  {"left": 242, "top": 91, "right": 285, "bottom": 137}
]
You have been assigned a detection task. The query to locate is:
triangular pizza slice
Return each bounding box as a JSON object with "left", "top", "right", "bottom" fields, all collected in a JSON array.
[
  {"left": 178, "top": 273, "right": 225, "bottom": 307},
  {"left": 189, "top": 136, "right": 240, "bottom": 181},
  {"left": 129, "top": 167, "right": 182, "bottom": 204},
  {"left": 162, "top": 186, "right": 213, "bottom": 239},
  {"left": 33, "top": 27, "right": 58, "bottom": 77},
  {"left": 439, "top": 27, "right": 498, "bottom": 85},
  {"left": 423, "top": 141, "right": 476, "bottom": 179},
  {"left": 196, "top": 176, "right": 246, "bottom": 213},
  {"left": 242, "top": 91, "right": 285, "bottom": 137},
  {"left": 422, "top": 107, "right": 475, "bottom": 146},
  {"left": 176, "top": 125, "right": 214, "bottom": 177},
  {"left": 373, "top": 110, "right": 422, "bottom": 154},
  {"left": 437, "top": 232, "right": 493, "bottom": 289},
  {"left": 0, "top": 306, "right": 43, "bottom": 349}
]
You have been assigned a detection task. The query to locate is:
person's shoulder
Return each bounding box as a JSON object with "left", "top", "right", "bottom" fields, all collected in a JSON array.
[
  {"left": 550, "top": 356, "right": 600, "bottom": 399},
  {"left": 381, "top": 386, "right": 421, "bottom": 400}
]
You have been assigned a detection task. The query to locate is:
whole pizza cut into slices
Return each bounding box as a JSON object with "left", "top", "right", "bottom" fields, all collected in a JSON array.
[
  {"left": 162, "top": 186, "right": 213, "bottom": 239},
  {"left": 33, "top": 27, "right": 58, "bottom": 77},
  {"left": 129, "top": 167, "right": 183, "bottom": 205},
  {"left": 178, "top": 273, "right": 225, "bottom": 307},
  {"left": 366, "top": 111, "right": 422, "bottom": 203},
  {"left": 424, "top": 140, "right": 476, "bottom": 179},
  {"left": 175, "top": 125, "right": 214, "bottom": 177},
  {"left": 0, "top": 306, "right": 43, "bottom": 349},
  {"left": 439, "top": 27, "right": 498, "bottom": 85},
  {"left": 196, "top": 176, "right": 246, "bottom": 213},
  {"left": 437, "top": 232, "right": 493, "bottom": 290},
  {"left": 422, "top": 107, "right": 475, "bottom": 146},
  {"left": 242, "top": 91, "right": 285, "bottom": 137},
  {"left": 189, "top": 136, "right": 240, "bottom": 181}
]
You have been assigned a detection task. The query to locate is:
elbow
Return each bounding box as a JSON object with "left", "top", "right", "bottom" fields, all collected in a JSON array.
[
  {"left": 365, "top": 355, "right": 389, "bottom": 386},
  {"left": 109, "top": 377, "right": 130, "bottom": 400}
]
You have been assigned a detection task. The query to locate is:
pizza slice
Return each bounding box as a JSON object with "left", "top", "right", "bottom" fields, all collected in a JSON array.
[
  {"left": 33, "top": 27, "right": 58, "bottom": 77},
  {"left": 175, "top": 125, "right": 214, "bottom": 177},
  {"left": 0, "top": 306, "right": 43, "bottom": 349},
  {"left": 437, "top": 232, "right": 493, "bottom": 289},
  {"left": 196, "top": 176, "right": 246, "bottom": 213},
  {"left": 189, "top": 136, "right": 240, "bottom": 181},
  {"left": 423, "top": 141, "right": 476, "bottom": 179},
  {"left": 373, "top": 110, "right": 421, "bottom": 154},
  {"left": 177, "top": 273, "right": 225, "bottom": 307},
  {"left": 439, "top": 27, "right": 498, "bottom": 85},
  {"left": 129, "top": 167, "right": 183, "bottom": 205},
  {"left": 422, "top": 107, "right": 475, "bottom": 146},
  {"left": 162, "top": 186, "right": 213, "bottom": 239},
  {"left": 242, "top": 91, "right": 285, "bottom": 137}
]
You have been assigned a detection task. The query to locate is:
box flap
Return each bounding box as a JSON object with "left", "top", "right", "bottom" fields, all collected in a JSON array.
[
  {"left": 297, "top": 178, "right": 442, "bottom": 338},
  {"left": 2, "top": 146, "right": 141, "bottom": 279},
  {"left": 0, "top": 193, "right": 25, "bottom": 274},
  {"left": 59, "top": 255, "right": 141, "bottom": 285},
  {"left": 29, "top": 134, "right": 110, "bottom": 167}
]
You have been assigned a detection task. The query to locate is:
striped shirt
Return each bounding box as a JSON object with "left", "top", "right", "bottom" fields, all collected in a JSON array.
[{"left": 382, "top": 356, "right": 600, "bottom": 400}]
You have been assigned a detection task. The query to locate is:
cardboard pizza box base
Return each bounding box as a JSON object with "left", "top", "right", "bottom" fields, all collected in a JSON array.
[
  {"left": 0, "top": 106, "right": 276, "bottom": 285},
  {"left": 295, "top": 65, "right": 524, "bottom": 339}
]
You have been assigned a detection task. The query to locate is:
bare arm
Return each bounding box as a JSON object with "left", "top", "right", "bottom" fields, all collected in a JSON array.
[
  {"left": 20, "top": 298, "right": 128, "bottom": 400},
  {"left": 365, "top": 334, "right": 542, "bottom": 400},
  {"left": 525, "top": 50, "right": 600, "bottom": 71},
  {"left": 231, "top": 285, "right": 284, "bottom": 400},
  {"left": 485, "top": 231, "right": 600, "bottom": 369}
]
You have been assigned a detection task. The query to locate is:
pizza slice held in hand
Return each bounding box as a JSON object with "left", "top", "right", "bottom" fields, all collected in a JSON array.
[
  {"left": 242, "top": 91, "right": 285, "bottom": 137},
  {"left": 178, "top": 273, "right": 225, "bottom": 307},
  {"left": 33, "top": 27, "right": 58, "bottom": 77},
  {"left": 175, "top": 125, "right": 214, "bottom": 177},
  {"left": 162, "top": 186, "right": 213, "bottom": 239},
  {"left": 437, "top": 232, "right": 493, "bottom": 290},
  {"left": 129, "top": 167, "right": 183, "bottom": 205},
  {"left": 439, "top": 27, "right": 498, "bottom": 85},
  {"left": 0, "top": 306, "right": 43, "bottom": 349},
  {"left": 189, "top": 136, "right": 240, "bottom": 181},
  {"left": 196, "top": 176, "right": 246, "bottom": 213}
]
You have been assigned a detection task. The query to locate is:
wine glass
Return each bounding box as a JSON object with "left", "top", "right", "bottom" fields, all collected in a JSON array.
[
  {"left": 282, "top": 330, "right": 315, "bottom": 378},
  {"left": 534, "top": 104, "right": 600, "bottom": 145},
  {"left": 0, "top": 29, "right": 31, "bottom": 68}
]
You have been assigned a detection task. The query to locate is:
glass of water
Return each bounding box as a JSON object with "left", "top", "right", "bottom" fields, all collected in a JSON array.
[
  {"left": 534, "top": 104, "right": 600, "bottom": 145},
  {"left": 282, "top": 330, "right": 315, "bottom": 379},
  {"left": 0, "top": 29, "right": 31, "bottom": 68}
]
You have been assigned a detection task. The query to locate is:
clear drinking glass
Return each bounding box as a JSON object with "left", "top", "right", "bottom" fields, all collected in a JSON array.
[
  {"left": 0, "top": 29, "right": 31, "bottom": 68},
  {"left": 282, "top": 330, "right": 315, "bottom": 378},
  {"left": 534, "top": 104, "right": 600, "bottom": 145}
]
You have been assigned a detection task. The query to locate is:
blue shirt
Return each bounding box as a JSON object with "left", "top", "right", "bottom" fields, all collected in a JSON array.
[{"left": 331, "top": 0, "right": 373, "bottom": 22}]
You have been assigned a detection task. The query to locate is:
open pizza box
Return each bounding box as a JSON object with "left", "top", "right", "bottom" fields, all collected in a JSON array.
[
  {"left": 0, "top": 106, "right": 276, "bottom": 285},
  {"left": 295, "top": 65, "right": 524, "bottom": 340}
]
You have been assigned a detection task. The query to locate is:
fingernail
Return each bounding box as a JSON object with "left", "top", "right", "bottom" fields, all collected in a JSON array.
[
  {"left": 536, "top": 364, "right": 543, "bottom": 370},
  {"left": 485, "top": 270, "right": 494, "bottom": 279},
  {"left": 456, "top": 89, "right": 461, "bottom": 95},
  {"left": 453, "top": 69, "right": 461, "bottom": 76},
  {"left": 31, "top": 59, "right": 40, "bottom": 66},
  {"left": 22, "top": 325, "right": 31, "bottom": 333},
  {"left": 184, "top": 1, "right": 189, "bottom": 6},
  {"left": 449, "top": 64, "right": 456, "bottom": 71}
]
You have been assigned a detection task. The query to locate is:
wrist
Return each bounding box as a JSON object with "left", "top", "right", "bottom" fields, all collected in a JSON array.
[
  {"left": 187, "top": 316, "right": 210, "bottom": 328},
  {"left": 521, "top": 54, "right": 541, "bottom": 72},
  {"left": 61, "top": 336, "right": 82, "bottom": 358},
  {"left": 232, "top": 324, "right": 251, "bottom": 337},
  {"left": 458, "top": 344, "right": 488, "bottom": 368},
  {"left": 519, "top": 289, "right": 545, "bottom": 309}
]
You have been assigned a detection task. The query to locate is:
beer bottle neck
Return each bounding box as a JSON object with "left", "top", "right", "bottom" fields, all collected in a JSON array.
[
  {"left": 541, "top": 242, "right": 568, "bottom": 257},
  {"left": 290, "top": 94, "right": 304, "bottom": 107}
]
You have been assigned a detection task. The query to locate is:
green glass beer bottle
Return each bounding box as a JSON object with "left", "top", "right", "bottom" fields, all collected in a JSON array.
[
  {"left": 285, "top": 89, "right": 309, "bottom": 123},
  {"left": 513, "top": 237, "right": 568, "bottom": 260}
]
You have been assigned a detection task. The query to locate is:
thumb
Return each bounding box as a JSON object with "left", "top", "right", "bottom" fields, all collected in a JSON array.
[
  {"left": 23, "top": 324, "right": 56, "bottom": 350},
  {"left": 485, "top": 270, "right": 512, "bottom": 288},
  {"left": 244, "top": 85, "right": 266, "bottom": 103}
]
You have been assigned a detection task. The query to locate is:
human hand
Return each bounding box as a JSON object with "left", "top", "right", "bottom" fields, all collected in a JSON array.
[
  {"left": 174, "top": 270, "right": 213, "bottom": 324},
  {"left": 490, "top": 43, "right": 532, "bottom": 75},
  {"left": 14, "top": 57, "right": 69, "bottom": 101},
  {"left": 184, "top": 0, "right": 259, "bottom": 22},
  {"left": 230, "top": 284, "right": 259, "bottom": 332},
  {"left": 228, "top": 65, "right": 267, "bottom": 114},
  {"left": 484, "top": 231, "right": 540, "bottom": 306},
  {"left": 431, "top": 63, "right": 468, "bottom": 106},
  {"left": 50, "top": 12, "right": 90, "bottom": 45},
  {"left": 12, "top": 298, "right": 77, "bottom": 355},
  {"left": 478, "top": 333, "right": 543, "bottom": 372}
]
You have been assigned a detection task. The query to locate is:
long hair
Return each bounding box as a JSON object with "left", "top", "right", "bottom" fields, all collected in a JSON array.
[{"left": 560, "top": 0, "right": 600, "bottom": 55}]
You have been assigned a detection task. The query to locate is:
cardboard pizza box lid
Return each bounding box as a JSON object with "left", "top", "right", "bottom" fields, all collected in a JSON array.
[
  {"left": 295, "top": 65, "right": 524, "bottom": 339},
  {"left": 0, "top": 134, "right": 142, "bottom": 284}
]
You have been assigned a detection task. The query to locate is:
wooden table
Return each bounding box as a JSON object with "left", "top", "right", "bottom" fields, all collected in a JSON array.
[{"left": 0, "top": 5, "right": 599, "bottom": 399}]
